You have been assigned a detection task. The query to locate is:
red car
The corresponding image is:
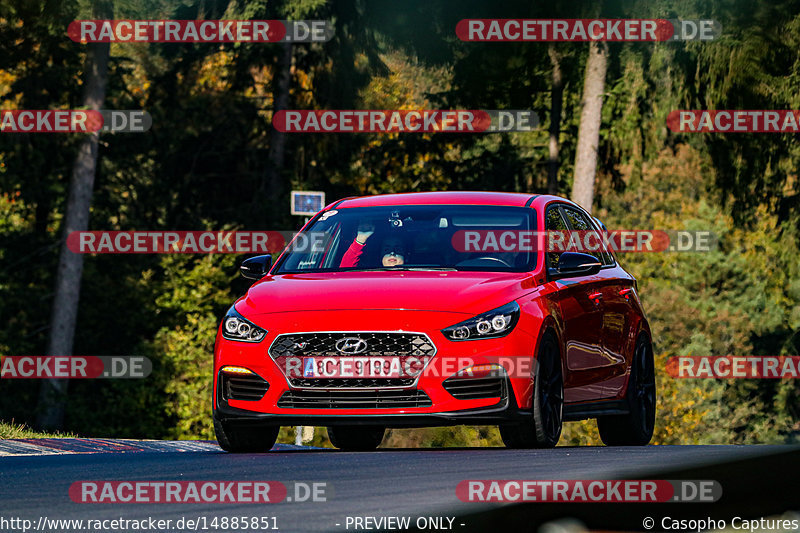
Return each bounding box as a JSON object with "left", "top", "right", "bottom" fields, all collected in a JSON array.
[{"left": 213, "top": 192, "right": 655, "bottom": 451}]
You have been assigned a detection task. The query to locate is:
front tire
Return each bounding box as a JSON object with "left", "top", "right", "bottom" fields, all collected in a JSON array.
[
  {"left": 327, "top": 426, "right": 385, "bottom": 451},
  {"left": 214, "top": 418, "right": 279, "bottom": 453},
  {"left": 500, "top": 333, "right": 564, "bottom": 448},
  {"left": 597, "top": 334, "right": 656, "bottom": 446}
]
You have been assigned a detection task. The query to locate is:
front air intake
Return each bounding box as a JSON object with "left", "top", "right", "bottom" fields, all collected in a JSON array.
[
  {"left": 219, "top": 372, "right": 269, "bottom": 401},
  {"left": 443, "top": 375, "right": 505, "bottom": 400}
]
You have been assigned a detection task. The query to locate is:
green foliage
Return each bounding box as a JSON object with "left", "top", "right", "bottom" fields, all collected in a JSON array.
[
  {"left": 156, "top": 312, "right": 217, "bottom": 439},
  {"left": 596, "top": 144, "right": 800, "bottom": 444},
  {"left": 149, "top": 254, "right": 238, "bottom": 439},
  {"left": 0, "top": 420, "right": 76, "bottom": 439},
  {"left": 55, "top": 253, "right": 238, "bottom": 439},
  {"left": 384, "top": 426, "right": 503, "bottom": 448},
  {"left": 1, "top": 0, "right": 799, "bottom": 448}
]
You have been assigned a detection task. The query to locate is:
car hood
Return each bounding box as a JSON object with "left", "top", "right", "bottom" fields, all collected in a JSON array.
[{"left": 236, "top": 271, "right": 538, "bottom": 316}]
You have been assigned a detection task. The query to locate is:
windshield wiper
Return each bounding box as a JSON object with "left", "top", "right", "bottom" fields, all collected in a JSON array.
[{"left": 348, "top": 266, "right": 457, "bottom": 272}]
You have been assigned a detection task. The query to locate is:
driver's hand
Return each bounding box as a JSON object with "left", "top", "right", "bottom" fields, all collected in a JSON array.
[{"left": 356, "top": 222, "right": 374, "bottom": 244}]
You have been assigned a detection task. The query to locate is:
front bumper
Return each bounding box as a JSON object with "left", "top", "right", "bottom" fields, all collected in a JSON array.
[
  {"left": 214, "top": 381, "right": 531, "bottom": 427},
  {"left": 213, "top": 309, "right": 540, "bottom": 425}
]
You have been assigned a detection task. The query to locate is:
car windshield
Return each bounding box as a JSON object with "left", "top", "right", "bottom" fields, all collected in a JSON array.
[{"left": 274, "top": 205, "right": 537, "bottom": 273}]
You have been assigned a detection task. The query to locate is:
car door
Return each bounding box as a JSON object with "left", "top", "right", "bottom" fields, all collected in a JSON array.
[
  {"left": 589, "top": 219, "right": 636, "bottom": 396},
  {"left": 562, "top": 207, "right": 630, "bottom": 397},
  {"left": 598, "top": 281, "right": 634, "bottom": 397},
  {"left": 545, "top": 204, "right": 606, "bottom": 403}
]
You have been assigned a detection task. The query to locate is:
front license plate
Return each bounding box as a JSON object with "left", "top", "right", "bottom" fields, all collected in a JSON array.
[{"left": 300, "top": 356, "right": 404, "bottom": 378}]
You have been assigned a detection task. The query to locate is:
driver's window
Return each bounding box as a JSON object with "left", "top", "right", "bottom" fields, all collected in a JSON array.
[
  {"left": 562, "top": 207, "right": 604, "bottom": 263},
  {"left": 545, "top": 205, "right": 568, "bottom": 269}
]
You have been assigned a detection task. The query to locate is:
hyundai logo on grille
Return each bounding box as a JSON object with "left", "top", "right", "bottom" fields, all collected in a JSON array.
[{"left": 335, "top": 337, "right": 368, "bottom": 354}]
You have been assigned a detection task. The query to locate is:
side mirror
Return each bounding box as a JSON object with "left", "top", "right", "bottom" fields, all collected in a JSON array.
[
  {"left": 240, "top": 255, "right": 272, "bottom": 280},
  {"left": 549, "top": 252, "right": 602, "bottom": 280}
]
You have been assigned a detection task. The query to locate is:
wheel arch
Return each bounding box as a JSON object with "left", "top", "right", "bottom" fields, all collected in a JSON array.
[{"left": 618, "top": 320, "right": 654, "bottom": 399}]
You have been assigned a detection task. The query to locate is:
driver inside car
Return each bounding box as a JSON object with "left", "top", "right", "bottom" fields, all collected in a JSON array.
[{"left": 340, "top": 221, "right": 407, "bottom": 268}]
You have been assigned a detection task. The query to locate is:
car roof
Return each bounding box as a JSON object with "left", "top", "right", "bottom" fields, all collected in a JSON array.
[{"left": 329, "top": 191, "right": 576, "bottom": 209}]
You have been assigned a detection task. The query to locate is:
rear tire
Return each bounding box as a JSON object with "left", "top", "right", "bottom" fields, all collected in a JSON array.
[
  {"left": 597, "top": 334, "right": 656, "bottom": 446},
  {"left": 327, "top": 426, "right": 385, "bottom": 451},
  {"left": 500, "top": 333, "right": 563, "bottom": 448},
  {"left": 214, "top": 418, "right": 279, "bottom": 453}
]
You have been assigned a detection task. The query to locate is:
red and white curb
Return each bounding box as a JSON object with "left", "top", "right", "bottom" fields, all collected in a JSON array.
[
  {"left": 0, "top": 439, "right": 319, "bottom": 456},
  {"left": 0, "top": 438, "right": 221, "bottom": 456}
]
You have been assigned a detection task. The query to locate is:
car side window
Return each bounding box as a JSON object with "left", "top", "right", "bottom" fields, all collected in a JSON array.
[
  {"left": 589, "top": 217, "right": 616, "bottom": 266},
  {"left": 562, "top": 207, "right": 610, "bottom": 265},
  {"left": 545, "top": 205, "right": 568, "bottom": 269}
]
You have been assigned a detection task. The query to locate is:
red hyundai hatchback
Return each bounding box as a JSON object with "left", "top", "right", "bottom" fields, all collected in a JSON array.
[{"left": 213, "top": 192, "right": 655, "bottom": 451}]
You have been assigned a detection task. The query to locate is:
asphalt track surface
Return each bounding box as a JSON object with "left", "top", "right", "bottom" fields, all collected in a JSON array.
[{"left": 0, "top": 442, "right": 794, "bottom": 532}]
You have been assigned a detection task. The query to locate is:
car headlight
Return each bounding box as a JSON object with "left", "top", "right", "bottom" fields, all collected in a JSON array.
[
  {"left": 442, "top": 301, "right": 520, "bottom": 341},
  {"left": 221, "top": 307, "right": 267, "bottom": 342}
]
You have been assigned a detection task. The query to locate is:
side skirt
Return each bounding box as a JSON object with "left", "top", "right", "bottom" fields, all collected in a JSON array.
[{"left": 564, "top": 399, "right": 629, "bottom": 421}]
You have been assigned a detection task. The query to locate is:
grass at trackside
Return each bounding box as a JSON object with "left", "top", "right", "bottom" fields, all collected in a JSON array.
[{"left": 0, "top": 420, "right": 76, "bottom": 439}]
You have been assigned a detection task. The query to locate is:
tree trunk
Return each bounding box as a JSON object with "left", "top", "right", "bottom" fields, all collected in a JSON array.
[
  {"left": 262, "top": 42, "right": 294, "bottom": 226},
  {"left": 36, "top": 3, "right": 110, "bottom": 430},
  {"left": 571, "top": 40, "right": 608, "bottom": 213},
  {"left": 547, "top": 44, "right": 564, "bottom": 195}
]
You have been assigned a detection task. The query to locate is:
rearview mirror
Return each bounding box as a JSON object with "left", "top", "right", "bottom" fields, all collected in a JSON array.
[
  {"left": 549, "top": 252, "right": 602, "bottom": 280},
  {"left": 240, "top": 255, "right": 272, "bottom": 280}
]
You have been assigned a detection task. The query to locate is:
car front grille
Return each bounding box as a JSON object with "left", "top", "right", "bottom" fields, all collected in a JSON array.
[
  {"left": 269, "top": 332, "right": 436, "bottom": 388},
  {"left": 290, "top": 378, "right": 417, "bottom": 388},
  {"left": 277, "top": 389, "right": 432, "bottom": 409},
  {"left": 442, "top": 376, "right": 505, "bottom": 400},
  {"left": 220, "top": 372, "right": 269, "bottom": 401}
]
